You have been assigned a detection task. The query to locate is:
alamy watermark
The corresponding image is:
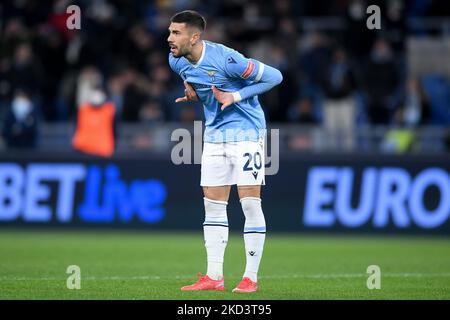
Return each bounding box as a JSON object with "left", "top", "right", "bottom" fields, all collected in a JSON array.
[
  {"left": 366, "top": 265, "right": 381, "bottom": 289},
  {"left": 66, "top": 5, "right": 81, "bottom": 30},
  {"left": 170, "top": 121, "right": 280, "bottom": 176},
  {"left": 366, "top": 5, "right": 381, "bottom": 30},
  {"left": 66, "top": 265, "right": 81, "bottom": 289}
]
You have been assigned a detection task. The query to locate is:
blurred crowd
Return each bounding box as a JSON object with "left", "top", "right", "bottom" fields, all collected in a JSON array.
[{"left": 1, "top": 0, "right": 450, "bottom": 150}]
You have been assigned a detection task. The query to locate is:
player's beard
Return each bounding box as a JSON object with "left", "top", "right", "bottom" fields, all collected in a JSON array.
[
  {"left": 172, "top": 46, "right": 186, "bottom": 58},
  {"left": 172, "top": 43, "right": 190, "bottom": 58}
]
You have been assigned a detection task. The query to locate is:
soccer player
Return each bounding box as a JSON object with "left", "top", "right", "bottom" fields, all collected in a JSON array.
[{"left": 167, "top": 10, "right": 282, "bottom": 293}]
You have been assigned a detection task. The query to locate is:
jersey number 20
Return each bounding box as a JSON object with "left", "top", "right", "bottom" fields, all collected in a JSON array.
[{"left": 243, "top": 152, "right": 262, "bottom": 171}]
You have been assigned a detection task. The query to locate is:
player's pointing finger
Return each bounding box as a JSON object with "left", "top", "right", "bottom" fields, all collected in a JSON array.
[
  {"left": 175, "top": 96, "right": 188, "bottom": 103},
  {"left": 183, "top": 81, "right": 193, "bottom": 90},
  {"left": 221, "top": 102, "right": 231, "bottom": 111},
  {"left": 211, "top": 86, "right": 220, "bottom": 98}
]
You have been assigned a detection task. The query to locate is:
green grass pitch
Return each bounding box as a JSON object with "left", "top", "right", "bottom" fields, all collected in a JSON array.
[{"left": 0, "top": 230, "right": 449, "bottom": 299}]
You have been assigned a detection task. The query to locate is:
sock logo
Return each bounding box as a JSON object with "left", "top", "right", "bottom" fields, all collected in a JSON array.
[{"left": 248, "top": 251, "right": 256, "bottom": 256}]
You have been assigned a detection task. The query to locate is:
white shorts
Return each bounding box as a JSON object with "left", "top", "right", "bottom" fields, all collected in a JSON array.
[{"left": 200, "top": 137, "right": 265, "bottom": 187}]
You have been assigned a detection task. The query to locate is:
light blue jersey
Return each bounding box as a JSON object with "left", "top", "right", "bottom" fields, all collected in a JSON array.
[{"left": 169, "top": 40, "right": 282, "bottom": 143}]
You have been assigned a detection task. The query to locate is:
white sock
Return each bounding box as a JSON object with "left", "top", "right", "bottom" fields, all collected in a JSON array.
[
  {"left": 240, "top": 197, "right": 266, "bottom": 283},
  {"left": 203, "top": 197, "right": 228, "bottom": 280}
]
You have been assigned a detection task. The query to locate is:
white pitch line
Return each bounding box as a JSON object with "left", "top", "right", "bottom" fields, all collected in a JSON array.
[
  {"left": 262, "top": 273, "right": 450, "bottom": 279},
  {"left": 1, "top": 273, "right": 450, "bottom": 281}
]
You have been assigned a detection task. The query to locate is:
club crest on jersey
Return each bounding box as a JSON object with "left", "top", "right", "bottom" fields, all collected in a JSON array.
[{"left": 206, "top": 70, "right": 216, "bottom": 82}]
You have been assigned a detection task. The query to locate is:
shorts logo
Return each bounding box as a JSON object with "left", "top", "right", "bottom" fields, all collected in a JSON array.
[
  {"left": 241, "top": 61, "right": 255, "bottom": 79},
  {"left": 252, "top": 171, "right": 258, "bottom": 180}
]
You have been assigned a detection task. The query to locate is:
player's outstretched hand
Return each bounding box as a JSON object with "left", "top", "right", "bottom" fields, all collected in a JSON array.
[
  {"left": 175, "top": 81, "right": 199, "bottom": 103},
  {"left": 212, "top": 86, "right": 234, "bottom": 111}
]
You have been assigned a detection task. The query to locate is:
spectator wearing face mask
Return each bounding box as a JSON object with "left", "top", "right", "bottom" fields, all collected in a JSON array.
[
  {"left": 72, "top": 88, "right": 118, "bottom": 157},
  {"left": 2, "top": 89, "right": 38, "bottom": 148}
]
